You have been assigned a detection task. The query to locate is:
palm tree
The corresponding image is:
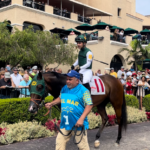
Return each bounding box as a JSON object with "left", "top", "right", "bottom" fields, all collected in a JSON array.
[{"left": 118, "top": 39, "right": 150, "bottom": 72}]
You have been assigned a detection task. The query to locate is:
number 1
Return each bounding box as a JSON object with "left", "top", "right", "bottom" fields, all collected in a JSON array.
[{"left": 63, "top": 115, "right": 69, "bottom": 125}]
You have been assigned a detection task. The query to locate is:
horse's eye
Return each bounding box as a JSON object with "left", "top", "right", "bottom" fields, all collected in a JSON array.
[{"left": 36, "top": 85, "right": 44, "bottom": 92}]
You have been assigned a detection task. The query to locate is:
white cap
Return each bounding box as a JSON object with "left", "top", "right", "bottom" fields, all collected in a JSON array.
[
  {"left": 121, "top": 66, "right": 124, "bottom": 69},
  {"left": 32, "top": 66, "right": 38, "bottom": 70},
  {"left": 4, "top": 72, "right": 10, "bottom": 78}
]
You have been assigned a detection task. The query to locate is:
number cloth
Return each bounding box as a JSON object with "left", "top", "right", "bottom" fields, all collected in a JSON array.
[{"left": 60, "top": 84, "right": 93, "bottom": 131}]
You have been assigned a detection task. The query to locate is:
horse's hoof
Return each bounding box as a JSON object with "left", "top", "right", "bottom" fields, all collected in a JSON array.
[
  {"left": 115, "top": 142, "right": 119, "bottom": 147},
  {"left": 94, "top": 140, "right": 100, "bottom": 148}
]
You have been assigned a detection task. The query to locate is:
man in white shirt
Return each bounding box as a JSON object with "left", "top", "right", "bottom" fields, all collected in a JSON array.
[
  {"left": 10, "top": 67, "right": 23, "bottom": 87},
  {"left": 117, "top": 66, "right": 126, "bottom": 80},
  {"left": 10, "top": 67, "right": 23, "bottom": 98}
]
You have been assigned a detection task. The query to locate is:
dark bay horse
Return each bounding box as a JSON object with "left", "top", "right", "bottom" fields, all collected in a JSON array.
[{"left": 28, "top": 71, "right": 127, "bottom": 148}]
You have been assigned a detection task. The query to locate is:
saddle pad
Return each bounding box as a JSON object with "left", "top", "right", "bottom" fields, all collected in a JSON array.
[{"left": 89, "top": 76, "right": 105, "bottom": 95}]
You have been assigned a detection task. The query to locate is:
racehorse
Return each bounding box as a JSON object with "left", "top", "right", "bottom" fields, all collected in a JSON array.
[{"left": 28, "top": 71, "right": 127, "bottom": 148}]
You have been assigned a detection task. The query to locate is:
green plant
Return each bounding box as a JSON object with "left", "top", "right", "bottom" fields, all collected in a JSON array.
[
  {"left": 0, "top": 121, "right": 55, "bottom": 145},
  {"left": 143, "top": 94, "right": 150, "bottom": 112},
  {"left": 125, "top": 95, "right": 139, "bottom": 109},
  {"left": 88, "top": 106, "right": 147, "bottom": 129},
  {"left": 0, "top": 96, "right": 60, "bottom": 124}
]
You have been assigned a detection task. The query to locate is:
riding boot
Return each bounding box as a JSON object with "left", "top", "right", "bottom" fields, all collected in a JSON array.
[{"left": 83, "top": 83, "right": 91, "bottom": 93}]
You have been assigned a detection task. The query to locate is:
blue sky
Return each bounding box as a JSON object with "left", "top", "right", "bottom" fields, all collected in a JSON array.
[{"left": 136, "top": 0, "right": 150, "bottom": 15}]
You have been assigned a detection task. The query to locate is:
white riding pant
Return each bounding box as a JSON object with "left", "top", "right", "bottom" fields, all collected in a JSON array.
[{"left": 79, "top": 69, "right": 93, "bottom": 84}]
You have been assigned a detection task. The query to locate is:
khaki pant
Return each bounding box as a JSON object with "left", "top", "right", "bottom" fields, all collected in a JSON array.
[{"left": 55, "top": 128, "right": 90, "bottom": 150}]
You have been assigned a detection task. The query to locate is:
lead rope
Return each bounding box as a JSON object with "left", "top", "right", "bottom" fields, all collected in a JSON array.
[{"left": 49, "top": 108, "right": 85, "bottom": 145}]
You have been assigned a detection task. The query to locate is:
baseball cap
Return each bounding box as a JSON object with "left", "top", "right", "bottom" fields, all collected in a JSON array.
[
  {"left": 65, "top": 70, "right": 80, "bottom": 79},
  {"left": 32, "top": 66, "right": 38, "bottom": 70},
  {"left": 111, "top": 68, "right": 114, "bottom": 70},
  {"left": 121, "top": 66, "right": 124, "bottom": 69},
  {"left": 13, "top": 67, "right": 18, "bottom": 71},
  {"left": 4, "top": 72, "right": 10, "bottom": 78}
]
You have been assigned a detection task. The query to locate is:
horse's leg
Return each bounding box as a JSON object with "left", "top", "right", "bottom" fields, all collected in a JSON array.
[
  {"left": 113, "top": 106, "right": 122, "bottom": 146},
  {"left": 94, "top": 103, "right": 108, "bottom": 148}
]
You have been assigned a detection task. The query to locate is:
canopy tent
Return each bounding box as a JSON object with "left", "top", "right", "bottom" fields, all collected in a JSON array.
[
  {"left": 75, "top": 23, "right": 94, "bottom": 32},
  {"left": 50, "top": 27, "right": 66, "bottom": 34},
  {"left": 92, "top": 22, "right": 112, "bottom": 30},
  {"left": 124, "top": 28, "right": 138, "bottom": 35},
  {"left": 63, "top": 28, "right": 81, "bottom": 35},
  {"left": 140, "top": 29, "right": 150, "bottom": 35},
  {"left": 132, "top": 35, "right": 138, "bottom": 39},
  {"left": 110, "top": 26, "right": 124, "bottom": 33}
]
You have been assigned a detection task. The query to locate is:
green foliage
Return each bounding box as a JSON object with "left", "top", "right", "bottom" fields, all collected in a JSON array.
[
  {"left": 0, "top": 24, "right": 77, "bottom": 68},
  {"left": 143, "top": 94, "right": 150, "bottom": 112},
  {"left": 92, "top": 95, "right": 139, "bottom": 113},
  {"left": 118, "top": 39, "right": 150, "bottom": 71},
  {"left": 125, "top": 95, "right": 139, "bottom": 109},
  {"left": 88, "top": 106, "right": 147, "bottom": 129},
  {"left": 0, "top": 96, "right": 60, "bottom": 124},
  {"left": 0, "top": 121, "right": 55, "bottom": 144}
]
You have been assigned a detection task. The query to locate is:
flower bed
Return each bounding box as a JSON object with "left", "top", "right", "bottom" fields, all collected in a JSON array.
[{"left": 0, "top": 121, "right": 55, "bottom": 145}]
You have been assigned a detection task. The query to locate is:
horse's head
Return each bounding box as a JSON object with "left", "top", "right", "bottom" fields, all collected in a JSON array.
[{"left": 28, "top": 72, "right": 46, "bottom": 114}]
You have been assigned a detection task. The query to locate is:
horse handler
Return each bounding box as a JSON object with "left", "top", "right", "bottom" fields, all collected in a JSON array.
[{"left": 45, "top": 70, "right": 93, "bottom": 150}]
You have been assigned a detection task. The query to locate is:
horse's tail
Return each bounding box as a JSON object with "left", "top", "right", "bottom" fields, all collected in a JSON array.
[{"left": 121, "top": 90, "right": 127, "bottom": 130}]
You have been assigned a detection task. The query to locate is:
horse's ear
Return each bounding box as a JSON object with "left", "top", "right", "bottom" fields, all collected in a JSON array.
[{"left": 38, "top": 71, "right": 42, "bottom": 80}]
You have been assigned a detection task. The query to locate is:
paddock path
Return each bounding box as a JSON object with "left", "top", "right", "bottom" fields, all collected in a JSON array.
[{"left": 1, "top": 122, "right": 150, "bottom": 150}]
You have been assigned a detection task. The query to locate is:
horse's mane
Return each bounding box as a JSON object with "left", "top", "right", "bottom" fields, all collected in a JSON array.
[{"left": 42, "top": 71, "right": 66, "bottom": 79}]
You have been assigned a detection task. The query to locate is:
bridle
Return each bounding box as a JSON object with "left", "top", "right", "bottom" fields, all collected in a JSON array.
[{"left": 30, "top": 92, "right": 50, "bottom": 116}]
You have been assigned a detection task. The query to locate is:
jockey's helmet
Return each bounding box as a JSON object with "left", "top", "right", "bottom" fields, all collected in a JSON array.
[{"left": 75, "top": 35, "right": 87, "bottom": 43}]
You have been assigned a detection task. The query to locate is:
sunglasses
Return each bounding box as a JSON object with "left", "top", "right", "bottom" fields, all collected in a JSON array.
[{"left": 1, "top": 74, "right": 4, "bottom": 76}]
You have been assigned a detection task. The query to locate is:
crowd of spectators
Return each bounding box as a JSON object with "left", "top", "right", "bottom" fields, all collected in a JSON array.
[
  {"left": 23, "top": 0, "right": 45, "bottom": 11},
  {"left": 103, "top": 65, "right": 150, "bottom": 110},
  {"left": 112, "top": 29, "right": 125, "bottom": 43},
  {"left": 53, "top": 7, "right": 70, "bottom": 19},
  {"left": 0, "top": 65, "right": 41, "bottom": 99}
]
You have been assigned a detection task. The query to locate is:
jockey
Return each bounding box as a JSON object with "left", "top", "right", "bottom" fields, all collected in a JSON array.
[{"left": 71, "top": 35, "right": 93, "bottom": 92}]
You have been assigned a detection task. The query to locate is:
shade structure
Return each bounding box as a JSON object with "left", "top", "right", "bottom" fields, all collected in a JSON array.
[
  {"left": 50, "top": 27, "right": 66, "bottom": 34},
  {"left": 132, "top": 35, "right": 138, "bottom": 39},
  {"left": 110, "top": 26, "right": 124, "bottom": 33},
  {"left": 75, "top": 23, "right": 94, "bottom": 32},
  {"left": 140, "top": 29, "right": 150, "bottom": 35},
  {"left": 93, "top": 22, "right": 112, "bottom": 30},
  {"left": 0, "top": 22, "right": 13, "bottom": 32},
  {"left": 124, "top": 28, "right": 138, "bottom": 35},
  {"left": 63, "top": 28, "right": 81, "bottom": 35}
]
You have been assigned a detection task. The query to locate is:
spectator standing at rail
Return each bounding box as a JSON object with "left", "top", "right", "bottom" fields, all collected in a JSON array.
[{"left": 18, "top": 74, "right": 31, "bottom": 98}]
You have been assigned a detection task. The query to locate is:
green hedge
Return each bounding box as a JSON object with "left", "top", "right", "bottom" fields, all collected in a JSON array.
[
  {"left": 0, "top": 95, "right": 140, "bottom": 124},
  {"left": 92, "top": 95, "right": 139, "bottom": 112},
  {"left": 143, "top": 94, "right": 150, "bottom": 112},
  {"left": 0, "top": 96, "right": 60, "bottom": 124},
  {"left": 125, "top": 95, "right": 139, "bottom": 109}
]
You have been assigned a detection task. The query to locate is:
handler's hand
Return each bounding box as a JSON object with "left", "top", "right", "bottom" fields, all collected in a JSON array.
[
  {"left": 45, "top": 103, "right": 53, "bottom": 109},
  {"left": 75, "top": 118, "right": 84, "bottom": 127}
]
